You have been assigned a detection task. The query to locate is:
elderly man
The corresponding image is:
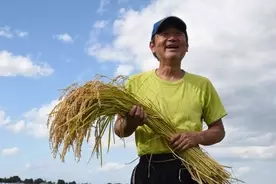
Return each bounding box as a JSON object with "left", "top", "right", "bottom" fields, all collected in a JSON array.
[{"left": 114, "top": 16, "right": 227, "bottom": 184}]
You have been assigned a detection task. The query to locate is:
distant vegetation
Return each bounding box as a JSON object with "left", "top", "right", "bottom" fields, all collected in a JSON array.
[
  {"left": 0, "top": 176, "right": 123, "bottom": 184},
  {"left": 0, "top": 176, "right": 76, "bottom": 184}
]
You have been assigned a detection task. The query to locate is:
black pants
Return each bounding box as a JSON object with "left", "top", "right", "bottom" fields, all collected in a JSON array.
[{"left": 130, "top": 153, "right": 198, "bottom": 184}]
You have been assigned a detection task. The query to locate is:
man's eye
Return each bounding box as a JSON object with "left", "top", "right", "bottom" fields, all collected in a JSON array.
[{"left": 161, "top": 32, "right": 169, "bottom": 36}]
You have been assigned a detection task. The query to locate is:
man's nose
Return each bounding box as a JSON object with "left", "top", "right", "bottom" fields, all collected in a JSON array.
[
  {"left": 167, "top": 34, "right": 178, "bottom": 41},
  {"left": 166, "top": 32, "right": 178, "bottom": 40}
]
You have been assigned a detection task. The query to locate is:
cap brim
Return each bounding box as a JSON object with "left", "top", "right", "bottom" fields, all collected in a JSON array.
[{"left": 156, "top": 16, "right": 187, "bottom": 33}]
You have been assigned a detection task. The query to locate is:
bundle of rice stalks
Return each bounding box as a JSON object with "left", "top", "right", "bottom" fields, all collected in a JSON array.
[{"left": 47, "top": 75, "right": 240, "bottom": 184}]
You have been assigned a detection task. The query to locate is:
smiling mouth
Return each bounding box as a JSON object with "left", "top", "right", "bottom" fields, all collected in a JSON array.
[{"left": 166, "top": 45, "right": 179, "bottom": 50}]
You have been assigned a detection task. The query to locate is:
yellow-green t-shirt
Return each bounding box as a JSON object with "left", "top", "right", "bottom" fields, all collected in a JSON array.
[{"left": 125, "top": 70, "right": 227, "bottom": 156}]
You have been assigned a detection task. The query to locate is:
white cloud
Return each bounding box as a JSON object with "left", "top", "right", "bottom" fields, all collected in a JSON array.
[
  {"left": 241, "top": 132, "right": 275, "bottom": 146},
  {"left": 0, "top": 110, "right": 10, "bottom": 126},
  {"left": 97, "top": 0, "right": 110, "bottom": 13},
  {"left": 0, "top": 26, "right": 13, "bottom": 38},
  {"left": 15, "top": 30, "right": 29, "bottom": 37},
  {"left": 6, "top": 120, "right": 25, "bottom": 133},
  {"left": 218, "top": 125, "right": 276, "bottom": 147},
  {"left": 54, "top": 33, "right": 74, "bottom": 43},
  {"left": 206, "top": 145, "right": 276, "bottom": 160},
  {"left": 93, "top": 20, "right": 108, "bottom": 29},
  {"left": 88, "top": 121, "right": 136, "bottom": 151},
  {"left": 25, "top": 163, "right": 32, "bottom": 169},
  {"left": 118, "top": 0, "right": 128, "bottom": 4},
  {"left": 86, "top": 0, "right": 276, "bottom": 89},
  {"left": 236, "top": 166, "right": 251, "bottom": 177},
  {"left": 204, "top": 127, "right": 276, "bottom": 160},
  {"left": 1, "top": 147, "right": 20, "bottom": 156},
  {"left": 25, "top": 162, "right": 46, "bottom": 170},
  {"left": 115, "top": 64, "right": 134, "bottom": 76},
  {"left": 22, "top": 100, "right": 59, "bottom": 138},
  {"left": 0, "top": 50, "right": 54, "bottom": 77},
  {"left": 231, "top": 146, "right": 276, "bottom": 159},
  {"left": 96, "top": 162, "right": 126, "bottom": 172},
  {"left": 119, "top": 8, "right": 126, "bottom": 14},
  {"left": 0, "top": 26, "right": 28, "bottom": 38},
  {"left": 3, "top": 100, "right": 58, "bottom": 138},
  {"left": 86, "top": 44, "right": 130, "bottom": 63}
]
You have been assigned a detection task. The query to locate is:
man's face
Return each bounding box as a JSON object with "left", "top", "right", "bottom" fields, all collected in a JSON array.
[{"left": 150, "top": 27, "right": 188, "bottom": 62}]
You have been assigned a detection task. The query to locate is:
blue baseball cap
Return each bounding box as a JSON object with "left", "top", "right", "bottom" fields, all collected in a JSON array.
[{"left": 151, "top": 16, "right": 187, "bottom": 40}]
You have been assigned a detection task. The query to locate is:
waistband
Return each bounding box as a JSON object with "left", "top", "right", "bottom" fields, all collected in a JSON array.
[{"left": 139, "top": 153, "right": 180, "bottom": 163}]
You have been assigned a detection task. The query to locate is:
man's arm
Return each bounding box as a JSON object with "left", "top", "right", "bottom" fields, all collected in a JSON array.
[
  {"left": 197, "top": 119, "right": 225, "bottom": 146},
  {"left": 199, "top": 78, "right": 227, "bottom": 145}
]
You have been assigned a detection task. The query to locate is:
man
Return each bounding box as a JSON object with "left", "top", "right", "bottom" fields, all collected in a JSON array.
[{"left": 114, "top": 16, "right": 227, "bottom": 184}]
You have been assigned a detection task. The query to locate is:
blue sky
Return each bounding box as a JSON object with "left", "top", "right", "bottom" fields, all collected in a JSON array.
[
  {"left": 1, "top": 0, "right": 276, "bottom": 184},
  {"left": 0, "top": 0, "right": 143, "bottom": 183}
]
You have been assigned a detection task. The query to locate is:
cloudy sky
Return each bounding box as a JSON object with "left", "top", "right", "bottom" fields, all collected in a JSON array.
[{"left": 1, "top": 0, "right": 275, "bottom": 183}]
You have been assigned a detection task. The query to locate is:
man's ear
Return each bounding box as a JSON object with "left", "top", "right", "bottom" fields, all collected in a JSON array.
[{"left": 149, "top": 40, "right": 155, "bottom": 52}]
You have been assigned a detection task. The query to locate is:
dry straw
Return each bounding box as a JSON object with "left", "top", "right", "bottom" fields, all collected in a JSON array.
[{"left": 47, "top": 75, "right": 241, "bottom": 184}]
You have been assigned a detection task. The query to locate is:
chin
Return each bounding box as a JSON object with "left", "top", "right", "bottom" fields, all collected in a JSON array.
[{"left": 165, "top": 54, "right": 183, "bottom": 61}]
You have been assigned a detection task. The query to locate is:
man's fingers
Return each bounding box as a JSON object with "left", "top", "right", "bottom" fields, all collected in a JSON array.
[
  {"left": 143, "top": 111, "right": 147, "bottom": 123},
  {"left": 135, "top": 106, "right": 141, "bottom": 117},
  {"left": 180, "top": 143, "right": 190, "bottom": 152},
  {"left": 170, "top": 134, "right": 181, "bottom": 143},
  {"left": 171, "top": 141, "right": 179, "bottom": 150},
  {"left": 169, "top": 133, "right": 196, "bottom": 152},
  {"left": 171, "top": 136, "right": 182, "bottom": 149},
  {"left": 175, "top": 140, "right": 187, "bottom": 151},
  {"left": 129, "top": 105, "right": 137, "bottom": 116},
  {"left": 139, "top": 107, "right": 144, "bottom": 120}
]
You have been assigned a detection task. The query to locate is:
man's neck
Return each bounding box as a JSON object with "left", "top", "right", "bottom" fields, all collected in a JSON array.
[{"left": 156, "top": 63, "right": 184, "bottom": 81}]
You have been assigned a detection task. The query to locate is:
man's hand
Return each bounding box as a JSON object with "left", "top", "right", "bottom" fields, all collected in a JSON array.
[
  {"left": 170, "top": 132, "right": 200, "bottom": 152},
  {"left": 126, "top": 105, "right": 147, "bottom": 127},
  {"left": 114, "top": 105, "right": 147, "bottom": 138},
  {"left": 169, "top": 119, "right": 226, "bottom": 151}
]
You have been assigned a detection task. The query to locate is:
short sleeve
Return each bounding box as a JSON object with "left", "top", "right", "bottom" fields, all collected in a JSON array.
[
  {"left": 124, "top": 78, "right": 130, "bottom": 91},
  {"left": 202, "top": 79, "right": 227, "bottom": 125},
  {"left": 123, "top": 75, "right": 136, "bottom": 93}
]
